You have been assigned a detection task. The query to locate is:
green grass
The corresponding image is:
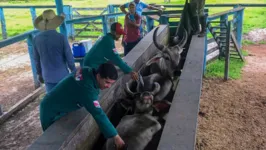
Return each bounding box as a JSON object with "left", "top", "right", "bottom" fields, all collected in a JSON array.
[{"left": 205, "top": 50, "right": 249, "bottom": 79}]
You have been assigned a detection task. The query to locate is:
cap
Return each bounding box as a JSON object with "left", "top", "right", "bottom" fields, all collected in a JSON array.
[{"left": 110, "top": 22, "right": 126, "bottom": 35}]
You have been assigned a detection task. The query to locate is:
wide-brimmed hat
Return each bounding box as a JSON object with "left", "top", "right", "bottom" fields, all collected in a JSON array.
[{"left": 34, "top": 9, "right": 64, "bottom": 31}]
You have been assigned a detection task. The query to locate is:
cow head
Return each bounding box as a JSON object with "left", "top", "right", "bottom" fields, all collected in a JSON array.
[
  {"left": 125, "top": 79, "right": 161, "bottom": 114},
  {"left": 146, "top": 26, "right": 188, "bottom": 77}
]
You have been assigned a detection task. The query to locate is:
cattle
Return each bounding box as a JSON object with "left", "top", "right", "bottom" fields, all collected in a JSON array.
[
  {"left": 139, "top": 26, "right": 188, "bottom": 79},
  {"left": 105, "top": 75, "right": 170, "bottom": 150}
]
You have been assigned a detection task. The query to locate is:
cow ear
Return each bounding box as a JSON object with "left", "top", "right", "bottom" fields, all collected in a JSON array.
[
  {"left": 153, "top": 100, "right": 171, "bottom": 113},
  {"left": 146, "top": 53, "right": 163, "bottom": 66}
]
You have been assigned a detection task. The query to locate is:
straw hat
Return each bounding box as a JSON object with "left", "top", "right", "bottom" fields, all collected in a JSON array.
[{"left": 34, "top": 9, "right": 64, "bottom": 31}]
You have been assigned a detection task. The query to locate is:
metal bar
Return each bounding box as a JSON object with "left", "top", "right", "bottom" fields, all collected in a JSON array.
[
  {"left": 224, "top": 22, "right": 231, "bottom": 80},
  {"left": 55, "top": 0, "right": 67, "bottom": 37},
  {"left": 0, "top": 8, "right": 7, "bottom": 39},
  {"left": 0, "top": 30, "right": 38, "bottom": 48},
  {"left": 158, "top": 35, "right": 205, "bottom": 150},
  {"left": 27, "top": 34, "right": 40, "bottom": 88}
]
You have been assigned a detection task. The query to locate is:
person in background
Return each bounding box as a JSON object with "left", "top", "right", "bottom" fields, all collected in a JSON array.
[
  {"left": 123, "top": 2, "right": 141, "bottom": 56},
  {"left": 83, "top": 22, "right": 138, "bottom": 81},
  {"left": 190, "top": 0, "right": 207, "bottom": 37},
  {"left": 33, "top": 9, "right": 76, "bottom": 93},
  {"left": 39, "top": 63, "right": 126, "bottom": 149},
  {"left": 120, "top": 0, "right": 163, "bottom": 37}
]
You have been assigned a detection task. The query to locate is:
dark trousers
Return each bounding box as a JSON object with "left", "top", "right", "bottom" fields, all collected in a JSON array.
[{"left": 123, "top": 38, "right": 141, "bottom": 56}]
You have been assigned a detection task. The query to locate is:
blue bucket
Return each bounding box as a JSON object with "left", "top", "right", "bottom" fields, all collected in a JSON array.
[{"left": 72, "top": 43, "right": 86, "bottom": 58}]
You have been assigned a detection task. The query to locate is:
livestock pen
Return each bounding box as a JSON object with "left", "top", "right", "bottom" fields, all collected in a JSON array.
[{"left": 1, "top": 1, "right": 266, "bottom": 150}]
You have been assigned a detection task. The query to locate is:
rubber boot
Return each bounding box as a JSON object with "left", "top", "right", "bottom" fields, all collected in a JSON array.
[
  {"left": 191, "top": 16, "right": 200, "bottom": 35},
  {"left": 198, "top": 16, "right": 207, "bottom": 37}
]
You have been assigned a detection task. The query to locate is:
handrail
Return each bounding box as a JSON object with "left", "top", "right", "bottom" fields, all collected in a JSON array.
[
  {"left": 66, "top": 12, "right": 124, "bottom": 24},
  {"left": 0, "top": 5, "right": 70, "bottom": 8},
  {"left": 112, "top": 3, "right": 266, "bottom": 8},
  {"left": 0, "top": 30, "right": 38, "bottom": 48},
  {"left": 208, "top": 7, "right": 245, "bottom": 20}
]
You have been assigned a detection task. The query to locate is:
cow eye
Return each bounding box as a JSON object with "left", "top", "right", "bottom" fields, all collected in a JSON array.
[{"left": 165, "top": 56, "right": 170, "bottom": 60}]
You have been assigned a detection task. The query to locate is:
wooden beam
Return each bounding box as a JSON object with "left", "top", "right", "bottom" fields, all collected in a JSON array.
[
  {"left": 0, "top": 87, "right": 45, "bottom": 125},
  {"left": 158, "top": 35, "right": 205, "bottom": 150}
]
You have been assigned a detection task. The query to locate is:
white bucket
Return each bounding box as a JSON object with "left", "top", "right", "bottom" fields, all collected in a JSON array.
[{"left": 80, "top": 39, "right": 93, "bottom": 53}]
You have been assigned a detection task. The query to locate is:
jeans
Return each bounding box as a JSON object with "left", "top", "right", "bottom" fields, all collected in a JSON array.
[
  {"left": 123, "top": 38, "right": 141, "bottom": 56},
  {"left": 45, "top": 82, "right": 58, "bottom": 93}
]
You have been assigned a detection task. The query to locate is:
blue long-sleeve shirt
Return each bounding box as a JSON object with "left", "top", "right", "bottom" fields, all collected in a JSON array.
[{"left": 33, "top": 30, "right": 76, "bottom": 83}]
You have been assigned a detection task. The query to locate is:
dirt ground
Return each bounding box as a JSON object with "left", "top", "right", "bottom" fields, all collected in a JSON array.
[
  {"left": 196, "top": 44, "right": 266, "bottom": 150},
  {"left": 0, "top": 40, "right": 265, "bottom": 149}
]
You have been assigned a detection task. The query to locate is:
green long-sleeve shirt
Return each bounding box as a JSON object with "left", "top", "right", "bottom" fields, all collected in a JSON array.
[
  {"left": 83, "top": 33, "right": 133, "bottom": 74},
  {"left": 40, "top": 68, "right": 117, "bottom": 138}
]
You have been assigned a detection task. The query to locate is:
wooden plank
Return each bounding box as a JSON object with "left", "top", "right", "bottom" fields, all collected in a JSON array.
[
  {"left": 75, "top": 35, "right": 100, "bottom": 38},
  {"left": 231, "top": 32, "right": 244, "bottom": 61},
  {"left": 75, "top": 29, "right": 103, "bottom": 32},
  {"left": 208, "top": 7, "right": 245, "bottom": 21},
  {"left": 74, "top": 22, "right": 102, "bottom": 25},
  {"left": 147, "top": 15, "right": 160, "bottom": 21},
  {"left": 158, "top": 35, "right": 205, "bottom": 150},
  {"left": 0, "top": 87, "right": 45, "bottom": 125},
  {"left": 0, "top": 30, "right": 38, "bottom": 48},
  {"left": 224, "top": 22, "right": 231, "bottom": 80}
]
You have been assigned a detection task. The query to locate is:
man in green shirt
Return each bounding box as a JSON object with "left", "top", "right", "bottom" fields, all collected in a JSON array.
[
  {"left": 39, "top": 63, "right": 125, "bottom": 149},
  {"left": 83, "top": 22, "right": 138, "bottom": 80}
]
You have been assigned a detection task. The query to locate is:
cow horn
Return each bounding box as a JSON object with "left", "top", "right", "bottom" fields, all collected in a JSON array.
[
  {"left": 153, "top": 26, "right": 164, "bottom": 51},
  {"left": 125, "top": 82, "right": 136, "bottom": 96},
  {"left": 176, "top": 29, "right": 188, "bottom": 48},
  {"left": 151, "top": 82, "right": 161, "bottom": 95}
]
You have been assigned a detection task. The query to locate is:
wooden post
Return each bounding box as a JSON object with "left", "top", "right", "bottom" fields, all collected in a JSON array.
[
  {"left": 0, "top": 8, "right": 7, "bottom": 39},
  {"left": 220, "top": 14, "right": 228, "bottom": 57},
  {"left": 30, "top": 7, "right": 37, "bottom": 28},
  {"left": 203, "top": 13, "right": 209, "bottom": 73},
  {"left": 27, "top": 34, "right": 40, "bottom": 88},
  {"left": 146, "top": 16, "right": 154, "bottom": 32},
  {"left": 159, "top": 15, "right": 168, "bottom": 24},
  {"left": 63, "top": 5, "right": 75, "bottom": 39},
  {"left": 236, "top": 8, "right": 244, "bottom": 48},
  {"left": 55, "top": 0, "right": 67, "bottom": 37},
  {"left": 102, "top": 16, "right": 108, "bottom": 35},
  {"left": 224, "top": 21, "right": 231, "bottom": 81},
  {"left": 107, "top": 5, "right": 115, "bottom": 33}
]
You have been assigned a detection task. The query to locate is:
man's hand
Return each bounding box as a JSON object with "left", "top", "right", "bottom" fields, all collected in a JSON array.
[
  {"left": 37, "top": 74, "right": 44, "bottom": 84},
  {"left": 158, "top": 8, "right": 163, "bottom": 15},
  {"left": 130, "top": 71, "right": 139, "bottom": 81},
  {"left": 114, "top": 135, "right": 125, "bottom": 150}
]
